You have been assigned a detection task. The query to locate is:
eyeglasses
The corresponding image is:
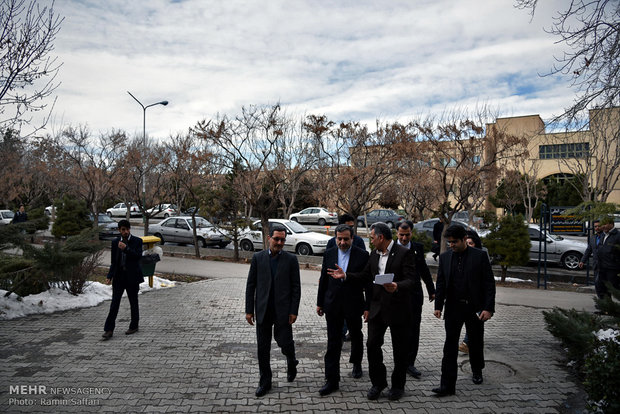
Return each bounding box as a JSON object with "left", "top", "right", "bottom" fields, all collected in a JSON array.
[
  {"left": 446, "top": 240, "right": 460, "bottom": 245},
  {"left": 271, "top": 237, "right": 286, "bottom": 242}
]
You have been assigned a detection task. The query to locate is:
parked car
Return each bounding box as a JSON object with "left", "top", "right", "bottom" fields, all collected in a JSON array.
[
  {"left": 289, "top": 207, "right": 337, "bottom": 226},
  {"left": 148, "top": 216, "right": 230, "bottom": 248},
  {"left": 147, "top": 204, "right": 178, "bottom": 218},
  {"left": 413, "top": 218, "right": 486, "bottom": 240},
  {"left": 0, "top": 210, "right": 14, "bottom": 225},
  {"left": 357, "top": 209, "right": 405, "bottom": 229},
  {"left": 527, "top": 224, "right": 586, "bottom": 270},
  {"left": 91, "top": 213, "right": 118, "bottom": 240},
  {"left": 452, "top": 210, "right": 486, "bottom": 228},
  {"left": 106, "top": 202, "right": 142, "bottom": 218},
  {"left": 238, "top": 219, "right": 331, "bottom": 255}
]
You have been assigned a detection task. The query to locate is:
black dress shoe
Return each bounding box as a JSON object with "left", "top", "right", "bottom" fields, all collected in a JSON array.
[
  {"left": 287, "top": 359, "right": 299, "bottom": 382},
  {"left": 387, "top": 388, "right": 404, "bottom": 401},
  {"left": 125, "top": 328, "right": 139, "bottom": 335},
  {"left": 367, "top": 385, "right": 386, "bottom": 400},
  {"left": 101, "top": 331, "right": 113, "bottom": 340},
  {"left": 255, "top": 383, "right": 271, "bottom": 397},
  {"left": 472, "top": 371, "right": 483, "bottom": 385},
  {"left": 431, "top": 386, "right": 455, "bottom": 397},
  {"left": 319, "top": 381, "right": 339, "bottom": 396},
  {"left": 406, "top": 364, "right": 421, "bottom": 378},
  {"left": 351, "top": 363, "right": 363, "bottom": 379}
]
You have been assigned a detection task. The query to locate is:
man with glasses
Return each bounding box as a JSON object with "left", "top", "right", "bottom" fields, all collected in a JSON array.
[
  {"left": 245, "top": 225, "right": 301, "bottom": 397},
  {"left": 432, "top": 224, "right": 495, "bottom": 397},
  {"left": 328, "top": 222, "right": 417, "bottom": 401}
]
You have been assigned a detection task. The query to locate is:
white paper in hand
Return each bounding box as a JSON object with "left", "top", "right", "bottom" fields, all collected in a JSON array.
[{"left": 374, "top": 273, "right": 394, "bottom": 284}]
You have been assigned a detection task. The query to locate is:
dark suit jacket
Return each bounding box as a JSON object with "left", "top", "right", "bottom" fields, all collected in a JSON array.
[
  {"left": 408, "top": 241, "right": 435, "bottom": 298},
  {"left": 317, "top": 245, "right": 371, "bottom": 317},
  {"left": 326, "top": 234, "right": 366, "bottom": 251},
  {"left": 597, "top": 228, "right": 620, "bottom": 271},
  {"left": 346, "top": 242, "right": 417, "bottom": 325},
  {"left": 582, "top": 232, "right": 603, "bottom": 269},
  {"left": 434, "top": 246, "right": 495, "bottom": 318},
  {"left": 245, "top": 250, "right": 301, "bottom": 325},
  {"left": 107, "top": 235, "right": 144, "bottom": 285}
]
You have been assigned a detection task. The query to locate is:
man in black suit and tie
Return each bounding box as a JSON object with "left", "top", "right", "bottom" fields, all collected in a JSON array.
[
  {"left": 432, "top": 224, "right": 495, "bottom": 396},
  {"left": 102, "top": 219, "right": 144, "bottom": 340},
  {"left": 317, "top": 224, "right": 371, "bottom": 396},
  {"left": 328, "top": 222, "right": 417, "bottom": 401},
  {"left": 245, "top": 225, "right": 301, "bottom": 397},
  {"left": 579, "top": 220, "right": 604, "bottom": 298},
  {"left": 594, "top": 216, "right": 620, "bottom": 298},
  {"left": 396, "top": 221, "right": 435, "bottom": 379}
]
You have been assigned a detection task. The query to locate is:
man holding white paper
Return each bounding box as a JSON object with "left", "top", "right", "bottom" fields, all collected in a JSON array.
[{"left": 328, "top": 222, "right": 417, "bottom": 401}]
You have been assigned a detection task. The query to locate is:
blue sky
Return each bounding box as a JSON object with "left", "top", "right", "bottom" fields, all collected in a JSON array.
[{"left": 43, "top": 0, "right": 574, "bottom": 139}]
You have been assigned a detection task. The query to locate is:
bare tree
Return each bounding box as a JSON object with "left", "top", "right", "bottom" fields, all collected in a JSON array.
[
  {"left": 0, "top": 0, "right": 63, "bottom": 135},
  {"left": 515, "top": 0, "right": 620, "bottom": 121}
]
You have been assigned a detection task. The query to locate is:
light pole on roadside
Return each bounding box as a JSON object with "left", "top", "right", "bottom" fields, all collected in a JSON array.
[{"left": 127, "top": 91, "right": 168, "bottom": 218}]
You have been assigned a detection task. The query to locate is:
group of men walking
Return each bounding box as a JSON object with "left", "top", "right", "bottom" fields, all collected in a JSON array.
[{"left": 244, "top": 215, "right": 496, "bottom": 400}]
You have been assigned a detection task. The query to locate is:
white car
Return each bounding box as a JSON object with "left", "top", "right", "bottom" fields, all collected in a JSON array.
[
  {"left": 146, "top": 204, "right": 178, "bottom": 218},
  {"left": 289, "top": 207, "right": 338, "bottom": 226},
  {"left": 527, "top": 224, "right": 587, "bottom": 270},
  {"left": 0, "top": 210, "right": 14, "bottom": 225},
  {"left": 106, "top": 202, "right": 142, "bottom": 217},
  {"left": 238, "top": 219, "right": 331, "bottom": 255}
]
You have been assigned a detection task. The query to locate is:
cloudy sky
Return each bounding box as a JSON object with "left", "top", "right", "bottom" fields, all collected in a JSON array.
[{"left": 43, "top": 0, "right": 573, "bottom": 139}]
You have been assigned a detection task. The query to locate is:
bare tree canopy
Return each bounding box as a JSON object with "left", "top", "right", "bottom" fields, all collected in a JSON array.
[
  {"left": 515, "top": 0, "right": 620, "bottom": 120},
  {"left": 0, "top": 0, "right": 63, "bottom": 135}
]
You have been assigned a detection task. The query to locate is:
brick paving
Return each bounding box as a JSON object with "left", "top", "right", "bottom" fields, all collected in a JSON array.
[{"left": 0, "top": 273, "right": 586, "bottom": 413}]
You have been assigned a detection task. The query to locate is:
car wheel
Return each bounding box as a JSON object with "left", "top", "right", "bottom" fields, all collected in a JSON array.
[
  {"left": 386, "top": 221, "right": 394, "bottom": 229},
  {"left": 197, "top": 237, "right": 208, "bottom": 248},
  {"left": 107, "top": 212, "right": 112, "bottom": 217},
  {"left": 154, "top": 233, "right": 165, "bottom": 245},
  {"left": 164, "top": 213, "right": 169, "bottom": 218},
  {"left": 357, "top": 220, "right": 365, "bottom": 227},
  {"left": 240, "top": 239, "right": 254, "bottom": 252},
  {"left": 318, "top": 218, "right": 326, "bottom": 226},
  {"left": 291, "top": 217, "right": 298, "bottom": 222},
  {"left": 561, "top": 251, "right": 582, "bottom": 270},
  {"left": 296, "top": 243, "right": 312, "bottom": 256}
]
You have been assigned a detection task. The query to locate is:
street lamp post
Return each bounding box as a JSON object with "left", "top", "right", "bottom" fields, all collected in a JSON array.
[{"left": 127, "top": 91, "right": 168, "bottom": 219}]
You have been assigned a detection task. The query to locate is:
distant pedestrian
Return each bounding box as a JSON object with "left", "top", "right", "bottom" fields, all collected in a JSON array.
[
  {"left": 11, "top": 205, "right": 27, "bottom": 223},
  {"left": 594, "top": 216, "right": 620, "bottom": 298},
  {"left": 579, "top": 220, "right": 604, "bottom": 298}
]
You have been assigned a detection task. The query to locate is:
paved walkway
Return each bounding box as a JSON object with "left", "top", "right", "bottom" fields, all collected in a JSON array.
[{"left": 0, "top": 260, "right": 594, "bottom": 413}]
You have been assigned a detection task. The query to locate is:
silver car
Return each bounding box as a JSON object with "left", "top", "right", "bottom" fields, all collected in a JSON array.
[
  {"left": 527, "top": 225, "right": 586, "bottom": 270},
  {"left": 289, "top": 207, "right": 338, "bottom": 226},
  {"left": 148, "top": 216, "right": 230, "bottom": 248}
]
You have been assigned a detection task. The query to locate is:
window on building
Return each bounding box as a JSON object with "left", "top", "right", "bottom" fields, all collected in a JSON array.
[{"left": 539, "top": 143, "right": 590, "bottom": 159}]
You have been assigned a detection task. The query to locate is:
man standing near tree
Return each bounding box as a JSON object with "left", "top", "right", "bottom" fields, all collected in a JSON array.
[{"left": 594, "top": 216, "right": 620, "bottom": 298}]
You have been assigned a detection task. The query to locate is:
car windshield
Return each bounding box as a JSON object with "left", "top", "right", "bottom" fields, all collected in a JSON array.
[
  {"left": 3, "top": 211, "right": 15, "bottom": 218},
  {"left": 189, "top": 217, "right": 212, "bottom": 228},
  {"left": 285, "top": 221, "right": 309, "bottom": 233},
  {"left": 98, "top": 215, "right": 114, "bottom": 223}
]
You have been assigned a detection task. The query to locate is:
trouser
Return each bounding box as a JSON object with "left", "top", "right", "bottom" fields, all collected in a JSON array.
[
  {"left": 440, "top": 301, "right": 485, "bottom": 390},
  {"left": 367, "top": 318, "right": 410, "bottom": 390},
  {"left": 597, "top": 268, "right": 620, "bottom": 298},
  {"left": 408, "top": 291, "right": 423, "bottom": 366},
  {"left": 324, "top": 311, "right": 363, "bottom": 383},
  {"left": 104, "top": 278, "right": 140, "bottom": 332},
  {"left": 256, "top": 312, "right": 296, "bottom": 387}
]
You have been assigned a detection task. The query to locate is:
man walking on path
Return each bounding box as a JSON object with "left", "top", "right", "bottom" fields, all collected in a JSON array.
[
  {"left": 245, "top": 225, "right": 301, "bottom": 397},
  {"left": 579, "top": 220, "right": 604, "bottom": 298},
  {"left": 594, "top": 216, "right": 620, "bottom": 298}
]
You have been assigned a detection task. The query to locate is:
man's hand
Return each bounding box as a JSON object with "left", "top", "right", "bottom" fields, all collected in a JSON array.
[
  {"left": 106, "top": 278, "right": 112, "bottom": 285},
  {"left": 363, "top": 310, "right": 369, "bottom": 323},
  {"left": 118, "top": 240, "right": 127, "bottom": 250},
  {"left": 289, "top": 314, "right": 297, "bottom": 325},
  {"left": 478, "top": 310, "right": 493, "bottom": 322},
  {"left": 316, "top": 306, "right": 324, "bottom": 317},
  {"left": 434, "top": 310, "right": 442, "bottom": 319},
  {"left": 246, "top": 313, "right": 254, "bottom": 325},
  {"left": 429, "top": 293, "right": 436, "bottom": 302},
  {"left": 383, "top": 282, "right": 398, "bottom": 293},
  {"left": 326, "top": 264, "right": 345, "bottom": 280},
  {"left": 578, "top": 262, "right": 584, "bottom": 269}
]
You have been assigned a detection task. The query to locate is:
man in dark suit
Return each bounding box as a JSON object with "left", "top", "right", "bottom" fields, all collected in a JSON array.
[
  {"left": 595, "top": 216, "right": 620, "bottom": 298},
  {"left": 102, "top": 219, "right": 144, "bottom": 340},
  {"left": 432, "top": 224, "right": 495, "bottom": 396},
  {"left": 328, "top": 222, "right": 417, "bottom": 401},
  {"left": 396, "top": 221, "right": 435, "bottom": 379},
  {"left": 245, "top": 225, "right": 301, "bottom": 397},
  {"left": 325, "top": 213, "right": 366, "bottom": 251},
  {"left": 579, "top": 220, "right": 604, "bottom": 297},
  {"left": 317, "top": 224, "right": 371, "bottom": 396}
]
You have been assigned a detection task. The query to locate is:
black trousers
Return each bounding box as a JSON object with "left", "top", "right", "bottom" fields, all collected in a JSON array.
[
  {"left": 256, "top": 311, "right": 296, "bottom": 387},
  {"left": 324, "top": 311, "right": 363, "bottom": 383},
  {"left": 597, "top": 268, "right": 620, "bottom": 298},
  {"left": 408, "top": 291, "right": 423, "bottom": 366},
  {"left": 367, "top": 317, "right": 410, "bottom": 390},
  {"left": 440, "top": 301, "right": 485, "bottom": 390},
  {"left": 104, "top": 277, "right": 140, "bottom": 332}
]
